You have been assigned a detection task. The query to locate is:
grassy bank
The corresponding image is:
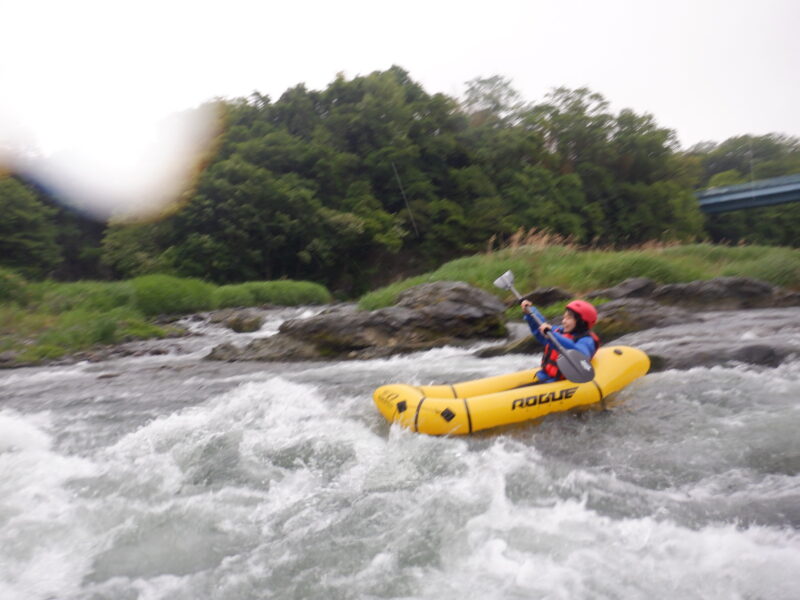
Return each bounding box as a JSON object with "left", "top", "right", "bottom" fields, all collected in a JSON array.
[
  {"left": 0, "top": 271, "right": 332, "bottom": 365},
  {"left": 3, "top": 242, "right": 798, "bottom": 366},
  {"left": 357, "top": 243, "right": 800, "bottom": 310}
]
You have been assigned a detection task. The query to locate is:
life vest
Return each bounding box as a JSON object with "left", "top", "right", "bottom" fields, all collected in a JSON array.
[{"left": 541, "top": 329, "right": 601, "bottom": 380}]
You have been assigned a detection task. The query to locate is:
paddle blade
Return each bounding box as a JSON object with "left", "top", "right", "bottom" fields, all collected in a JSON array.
[
  {"left": 493, "top": 270, "right": 515, "bottom": 291},
  {"left": 556, "top": 349, "right": 596, "bottom": 383}
]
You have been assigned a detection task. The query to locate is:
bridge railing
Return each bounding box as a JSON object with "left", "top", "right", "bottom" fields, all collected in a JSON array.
[{"left": 696, "top": 173, "right": 800, "bottom": 213}]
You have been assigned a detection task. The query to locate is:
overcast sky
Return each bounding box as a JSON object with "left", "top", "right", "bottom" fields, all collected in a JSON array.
[{"left": 1, "top": 0, "right": 798, "bottom": 216}]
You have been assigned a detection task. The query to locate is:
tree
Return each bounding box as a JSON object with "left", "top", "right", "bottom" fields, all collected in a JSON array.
[
  {"left": 695, "top": 134, "right": 800, "bottom": 185},
  {"left": 526, "top": 87, "right": 614, "bottom": 173},
  {"left": 462, "top": 75, "right": 524, "bottom": 126},
  {"left": 101, "top": 221, "right": 172, "bottom": 278},
  {"left": 0, "top": 176, "right": 61, "bottom": 278}
]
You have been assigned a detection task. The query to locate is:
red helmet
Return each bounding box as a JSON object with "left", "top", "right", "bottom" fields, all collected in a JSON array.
[{"left": 566, "top": 300, "right": 597, "bottom": 328}]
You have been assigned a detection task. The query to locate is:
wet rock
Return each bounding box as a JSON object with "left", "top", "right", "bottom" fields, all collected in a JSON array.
[
  {"left": 651, "top": 277, "right": 781, "bottom": 310},
  {"left": 207, "top": 281, "right": 508, "bottom": 362},
  {"left": 206, "top": 336, "right": 321, "bottom": 362},
  {"left": 649, "top": 343, "right": 795, "bottom": 371},
  {"left": 475, "top": 335, "right": 541, "bottom": 358},
  {"left": 587, "top": 277, "right": 658, "bottom": 300},
  {"left": 207, "top": 309, "right": 237, "bottom": 324},
  {"left": 594, "top": 298, "right": 700, "bottom": 341},
  {"left": 774, "top": 290, "right": 800, "bottom": 307},
  {"left": 0, "top": 351, "right": 19, "bottom": 367},
  {"left": 518, "top": 287, "right": 572, "bottom": 307},
  {"left": 223, "top": 310, "right": 264, "bottom": 333}
]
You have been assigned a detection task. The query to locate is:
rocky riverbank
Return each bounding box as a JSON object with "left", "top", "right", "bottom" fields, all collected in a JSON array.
[
  {"left": 3, "top": 276, "right": 798, "bottom": 371},
  {"left": 206, "top": 276, "right": 800, "bottom": 371}
]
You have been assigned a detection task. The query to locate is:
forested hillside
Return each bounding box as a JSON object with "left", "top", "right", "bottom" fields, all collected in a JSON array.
[{"left": 3, "top": 67, "right": 799, "bottom": 294}]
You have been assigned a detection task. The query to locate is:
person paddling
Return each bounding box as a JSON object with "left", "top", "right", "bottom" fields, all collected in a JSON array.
[{"left": 520, "top": 299, "right": 600, "bottom": 383}]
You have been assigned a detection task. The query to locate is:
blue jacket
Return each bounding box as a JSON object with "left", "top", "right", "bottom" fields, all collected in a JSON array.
[{"left": 523, "top": 308, "right": 597, "bottom": 383}]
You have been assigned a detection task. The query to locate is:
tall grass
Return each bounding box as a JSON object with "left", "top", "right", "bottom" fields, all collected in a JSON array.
[
  {"left": 2, "top": 243, "right": 796, "bottom": 364},
  {"left": 213, "top": 285, "right": 257, "bottom": 308},
  {"left": 241, "top": 281, "right": 332, "bottom": 306},
  {"left": 30, "top": 280, "right": 135, "bottom": 312},
  {"left": 211, "top": 281, "right": 332, "bottom": 308},
  {"left": 358, "top": 252, "right": 541, "bottom": 310},
  {"left": 1, "top": 274, "right": 334, "bottom": 365},
  {"left": 359, "top": 243, "right": 800, "bottom": 309},
  {"left": 0, "top": 268, "right": 30, "bottom": 305},
  {"left": 131, "top": 275, "right": 217, "bottom": 316},
  {"left": 719, "top": 248, "right": 800, "bottom": 287},
  {"left": 0, "top": 303, "right": 168, "bottom": 362}
]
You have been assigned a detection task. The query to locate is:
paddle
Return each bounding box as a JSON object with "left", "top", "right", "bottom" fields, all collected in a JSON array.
[{"left": 493, "top": 270, "right": 595, "bottom": 383}]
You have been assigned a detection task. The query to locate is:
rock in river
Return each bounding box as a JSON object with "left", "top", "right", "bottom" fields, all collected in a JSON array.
[{"left": 207, "top": 281, "right": 507, "bottom": 362}]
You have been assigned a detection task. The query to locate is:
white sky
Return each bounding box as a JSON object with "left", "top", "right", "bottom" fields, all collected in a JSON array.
[{"left": 1, "top": 0, "right": 798, "bottom": 217}]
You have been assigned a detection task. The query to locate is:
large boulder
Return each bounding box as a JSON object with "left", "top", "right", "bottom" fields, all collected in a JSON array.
[
  {"left": 594, "top": 298, "right": 701, "bottom": 340},
  {"left": 519, "top": 287, "right": 573, "bottom": 307},
  {"left": 651, "top": 277, "right": 788, "bottom": 309},
  {"left": 648, "top": 343, "right": 795, "bottom": 371},
  {"left": 206, "top": 281, "right": 508, "bottom": 362},
  {"left": 587, "top": 277, "right": 658, "bottom": 300}
]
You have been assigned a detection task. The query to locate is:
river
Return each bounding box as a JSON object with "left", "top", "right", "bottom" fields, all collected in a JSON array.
[{"left": 2, "top": 307, "right": 799, "bottom": 600}]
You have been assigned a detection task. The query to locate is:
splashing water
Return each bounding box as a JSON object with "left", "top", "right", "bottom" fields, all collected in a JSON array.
[{"left": 1, "top": 308, "right": 799, "bottom": 599}]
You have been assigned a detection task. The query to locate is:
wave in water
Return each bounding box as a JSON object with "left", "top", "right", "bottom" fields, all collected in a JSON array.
[{"left": 2, "top": 360, "right": 799, "bottom": 600}]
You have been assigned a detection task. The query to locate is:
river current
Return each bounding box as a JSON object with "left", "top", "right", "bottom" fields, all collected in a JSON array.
[{"left": 2, "top": 307, "right": 799, "bottom": 600}]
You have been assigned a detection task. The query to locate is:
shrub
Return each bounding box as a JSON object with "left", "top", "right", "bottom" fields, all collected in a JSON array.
[
  {"left": 19, "top": 344, "right": 67, "bottom": 362},
  {"left": 37, "top": 310, "right": 115, "bottom": 349},
  {"left": 33, "top": 281, "right": 135, "bottom": 313},
  {"left": 241, "top": 280, "right": 332, "bottom": 306},
  {"left": 0, "top": 268, "right": 29, "bottom": 305},
  {"left": 213, "top": 285, "right": 256, "bottom": 308},
  {"left": 131, "top": 275, "right": 215, "bottom": 316}
]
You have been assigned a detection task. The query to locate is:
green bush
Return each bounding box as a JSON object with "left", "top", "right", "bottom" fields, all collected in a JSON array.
[
  {"left": 213, "top": 285, "right": 256, "bottom": 308},
  {"left": 37, "top": 310, "right": 115, "bottom": 349},
  {"left": 131, "top": 275, "right": 215, "bottom": 316},
  {"left": 0, "top": 268, "right": 29, "bottom": 305},
  {"left": 242, "top": 280, "right": 332, "bottom": 306},
  {"left": 19, "top": 344, "right": 67, "bottom": 362},
  {"left": 118, "top": 319, "right": 168, "bottom": 341},
  {"left": 32, "top": 280, "right": 135, "bottom": 313},
  {"left": 34, "top": 306, "right": 166, "bottom": 352}
]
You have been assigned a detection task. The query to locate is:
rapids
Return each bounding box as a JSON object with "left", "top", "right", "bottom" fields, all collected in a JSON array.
[{"left": 1, "top": 307, "right": 799, "bottom": 599}]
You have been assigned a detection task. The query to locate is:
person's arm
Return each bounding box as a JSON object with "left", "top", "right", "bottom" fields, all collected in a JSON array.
[
  {"left": 547, "top": 329, "right": 596, "bottom": 358},
  {"left": 522, "top": 305, "right": 550, "bottom": 346}
]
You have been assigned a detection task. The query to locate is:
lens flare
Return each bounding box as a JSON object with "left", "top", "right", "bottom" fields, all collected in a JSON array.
[{"left": 1, "top": 103, "right": 222, "bottom": 222}]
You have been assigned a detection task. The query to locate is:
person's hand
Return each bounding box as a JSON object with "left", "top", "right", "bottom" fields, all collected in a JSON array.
[
  {"left": 520, "top": 299, "right": 532, "bottom": 314},
  {"left": 539, "top": 322, "right": 552, "bottom": 335}
]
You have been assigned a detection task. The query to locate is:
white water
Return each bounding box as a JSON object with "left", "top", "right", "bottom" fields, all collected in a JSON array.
[{"left": 1, "top": 308, "right": 799, "bottom": 600}]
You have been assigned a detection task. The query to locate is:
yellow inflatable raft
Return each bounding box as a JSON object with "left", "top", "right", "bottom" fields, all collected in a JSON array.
[{"left": 373, "top": 345, "right": 650, "bottom": 435}]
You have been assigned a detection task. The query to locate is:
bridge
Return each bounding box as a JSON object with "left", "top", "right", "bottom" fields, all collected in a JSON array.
[{"left": 696, "top": 173, "right": 800, "bottom": 213}]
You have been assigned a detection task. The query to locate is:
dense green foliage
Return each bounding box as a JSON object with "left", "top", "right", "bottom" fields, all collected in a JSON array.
[
  {"left": 0, "top": 177, "right": 62, "bottom": 278},
  {"left": 358, "top": 243, "right": 800, "bottom": 309},
  {"left": 0, "top": 274, "right": 333, "bottom": 365},
  {"left": 213, "top": 280, "right": 332, "bottom": 308},
  {"left": 0, "top": 267, "right": 30, "bottom": 304},
  {"left": 130, "top": 275, "right": 216, "bottom": 316},
  {"left": 3, "top": 69, "right": 799, "bottom": 293}
]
